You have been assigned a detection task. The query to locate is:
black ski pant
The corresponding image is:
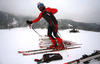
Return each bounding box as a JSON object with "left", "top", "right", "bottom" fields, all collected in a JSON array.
[{"left": 47, "top": 24, "right": 60, "bottom": 39}]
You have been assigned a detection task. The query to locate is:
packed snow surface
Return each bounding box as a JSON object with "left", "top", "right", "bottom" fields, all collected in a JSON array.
[{"left": 0, "top": 27, "right": 100, "bottom": 64}]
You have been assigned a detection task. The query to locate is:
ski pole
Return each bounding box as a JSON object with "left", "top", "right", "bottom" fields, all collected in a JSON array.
[
  {"left": 31, "top": 25, "right": 42, "bottom": 37},
  {"left": 29, "top": 24, "right": 42, "bottom": 37}
]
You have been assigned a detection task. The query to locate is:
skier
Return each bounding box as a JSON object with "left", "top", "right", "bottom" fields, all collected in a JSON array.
[{"left": 26, "top": 2, "right": 64, "bottom": 49}]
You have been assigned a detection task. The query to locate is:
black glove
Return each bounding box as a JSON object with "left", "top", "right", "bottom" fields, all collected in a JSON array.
[{"left": 26, "top": 20, "right": 32, "bottom": 25}]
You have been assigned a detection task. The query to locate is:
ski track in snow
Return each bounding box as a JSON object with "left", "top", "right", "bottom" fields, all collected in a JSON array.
[{"left": 0, "top": 27, "right": 100, "bottom": 64}]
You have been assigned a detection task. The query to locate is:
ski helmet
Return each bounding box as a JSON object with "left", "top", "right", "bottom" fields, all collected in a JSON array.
[{"left": 37, "top": 2, "right": 44, "bottom": 9}]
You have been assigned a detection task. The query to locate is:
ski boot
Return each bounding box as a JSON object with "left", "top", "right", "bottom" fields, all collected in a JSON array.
[
  {"left": 47, "top": 45, "right": 56, "bottom": 49},
  {"left": 47, "top": 37, "right": 57, "bottom": 49},
  {"left": 56, "top": 43, "right": 65, "bottom": 50},
  {"left": 56, "top": 37, "right": 65, "bottom": 50}
]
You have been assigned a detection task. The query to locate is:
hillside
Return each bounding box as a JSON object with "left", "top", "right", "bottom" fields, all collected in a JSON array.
[
  {"left": 0, "top": 11, "right": 100, "bottom": 32},
  {"left": 0, "top": 11, "right": 34, "bottom": 29}
]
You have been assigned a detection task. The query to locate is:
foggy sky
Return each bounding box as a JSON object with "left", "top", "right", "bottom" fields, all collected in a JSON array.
[{"left": 0, "top": 0, "right": 100, "bottom": 23}]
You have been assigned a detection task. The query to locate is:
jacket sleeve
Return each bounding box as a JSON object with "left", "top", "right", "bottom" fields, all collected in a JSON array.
[
  {"left": 32, "top": 13, "right": 42, "bottom": 23},
  {"left": 47, "top": 7, "right": 58, "bottom": 14}
]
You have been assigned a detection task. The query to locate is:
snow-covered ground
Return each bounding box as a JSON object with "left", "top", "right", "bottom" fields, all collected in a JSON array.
[{"left": 0, "top": 27, "right": 100, "bottom": 64}]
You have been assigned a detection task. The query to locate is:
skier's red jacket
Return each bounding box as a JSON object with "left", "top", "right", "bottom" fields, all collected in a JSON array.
[{"left": 32, "top": 7, "right": 58, "bottom": 23}]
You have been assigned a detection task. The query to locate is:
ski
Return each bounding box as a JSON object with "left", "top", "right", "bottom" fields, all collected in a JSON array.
[
  {"left": 18, "top": 43, "right": 81, "bottom": 53},
  {"left": 18, "top": 48, "right": 52, "bottom": 53},
  {"left": 64, "top": 50, "right": 100, "bottom": 64},
  {"left": 23, "top": 46, "right": 81, "bottom": 55},
  {"left": 39, "top": 43, "right": 82, "bottom": 48}
]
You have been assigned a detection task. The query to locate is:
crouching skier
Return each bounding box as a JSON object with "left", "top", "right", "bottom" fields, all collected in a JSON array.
[{"left": 26, "top": 2, "right": 64, "bottom": 50}]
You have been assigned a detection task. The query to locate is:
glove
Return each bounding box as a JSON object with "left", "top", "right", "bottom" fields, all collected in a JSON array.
[{"left": 26, "top": 20, "right": 32, "bottom": 25}]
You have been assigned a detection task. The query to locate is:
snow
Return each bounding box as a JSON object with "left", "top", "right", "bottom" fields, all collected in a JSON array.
[{"left": 0, "top": 27, "right": 100, "bottom": 64}]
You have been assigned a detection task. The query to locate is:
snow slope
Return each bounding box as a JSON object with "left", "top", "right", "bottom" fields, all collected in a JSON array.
[{"left": 0, "top": 27, "right": 100, "bottom": 64}]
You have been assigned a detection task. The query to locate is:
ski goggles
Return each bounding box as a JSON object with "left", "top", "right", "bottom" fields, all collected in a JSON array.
[{"left": 37, "top": 3, "right": 44, "bottom": 9}]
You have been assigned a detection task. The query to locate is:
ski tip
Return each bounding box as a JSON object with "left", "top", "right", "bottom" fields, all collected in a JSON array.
[
  {"left": 23, "top": 53, "right": 31, "bottom": 55},
  {"left": 18, "top": 51, "right": 28, "bottom": 53},
  {"left": 18, "top": 51, "right": 23, "bottom": 53},
  {"left": 74, "top": 46, "right": 81, "bottom": 48},
  {"left": 18, "top": 51, "right": 27, "bottom": 53}
]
